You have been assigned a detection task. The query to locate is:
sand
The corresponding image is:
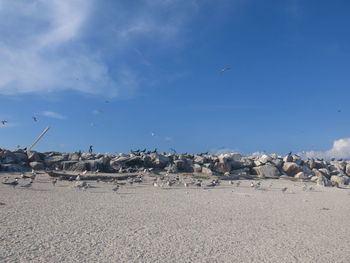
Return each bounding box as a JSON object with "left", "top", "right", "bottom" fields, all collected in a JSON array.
[{"left": 1, "top": 172, "right": 350, "bottom": 263}]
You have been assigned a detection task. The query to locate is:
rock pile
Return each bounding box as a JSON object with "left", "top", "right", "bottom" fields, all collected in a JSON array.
[{"left": 1, "top": 148, "right": 349, "bottom": 187}]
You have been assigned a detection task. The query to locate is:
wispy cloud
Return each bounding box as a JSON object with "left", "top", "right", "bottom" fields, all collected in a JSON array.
[
  {"left": 0, "top": 0, "right": 201, "bottom": 98},
  {"left": 300, "top": 138, "right": 350, "bottom": 160},
  {"left": 41, "top": 111, "right": 66, "bottom": 119}
]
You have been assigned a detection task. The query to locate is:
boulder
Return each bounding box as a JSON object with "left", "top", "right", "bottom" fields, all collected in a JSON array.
[
  {"left": 13, "top": 152, "right": 28, "bottom": 162},
  {"left": 0, "top": 164, "right": 26, "bottom": 172},
  {"left": 294, "top": 172, "right": 308, "bottom": 179},
  {"left": 62, "top": 161, "right": 78, "bottom": 170},
  {"left": 70, "top": 161, "right": 89, "bottom": 172},
  {"left": 317, "top": 174, "right": 331, "bottom": 187},
  {"left": 230, "top": 168, "right": 251, "bottom": 178},
  {"left": 252, "top": 164, "right": 281, "bottom": 179},
  {"left": 318, "top": 168, "right": 330, "bottom": 179},
  {"left": 27, "top": 151, "right": 42, "bottom": 162},
  {"left": 282, "top": 162, "right": 302, "bottom": 176},
  {"left": 192, "top": 164, "right": 202, "bottom": 173},
  {"left": 345, "top": 163, "right": 350, "bottom": 176},
  {"left": 44, "top": 155, "right": 68, "bottom": 167},
  {"left": 258, "top": 154, "right": 272, "bottom": 164},
  {"left": 201, "top": 166, "right": 213, "bottom": 175},
  {"left": 283, "top": 154, "right": 293, "bottom": 162},
  {"left": 0, "top": 151, "right": 17, "bottom": 164},
  {"left": 330, "top": 175, "right": 346, "bottom": 186},
  {"left": 149, "top": 153, "right": 170, "bottom": 169},
  {"left": 29, "top": 161, "right": 45, "bottom": 170}
]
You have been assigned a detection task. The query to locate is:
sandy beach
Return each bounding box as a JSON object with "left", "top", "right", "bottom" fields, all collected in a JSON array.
[{"left": 1, "top": 172, "right": 350, "bottom": 263}]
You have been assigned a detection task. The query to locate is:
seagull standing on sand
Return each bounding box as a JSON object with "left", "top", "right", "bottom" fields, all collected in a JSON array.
[
  {"left": 236, "top": 181, "right": 241, "bottom": 187},
  {"left": 112, "top": 185, "right": 119, "bottom": 192},
  {"left": 21, "top": 181, "right": 33, "bottom": 188},
  {"left": 281, "top": 187, "right": 288, "bottom": 193},
  {"left": 52, "top": 178, "right": 57, "bottom": 186},
  {"left": 2, "top": 179, "right": 19, "bottom": 188}
]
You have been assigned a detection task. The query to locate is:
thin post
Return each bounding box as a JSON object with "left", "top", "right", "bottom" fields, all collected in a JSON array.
[{"left": 27, "top": 126, "right": 51, "bottom": 153}]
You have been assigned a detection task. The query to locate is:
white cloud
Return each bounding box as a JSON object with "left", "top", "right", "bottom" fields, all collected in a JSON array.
[
  {"left": 0, "top": 0, "right": 201, "bottom": 97},
  {"left": 300, "top": 138, "right": 350, "bottom": 160},
  {"left": 42, "top": 111, "right": 66, "bottom": 119}
]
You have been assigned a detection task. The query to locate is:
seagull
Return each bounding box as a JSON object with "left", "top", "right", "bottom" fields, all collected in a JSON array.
[
  {"left": 21, "top": 181, "right": 33, "bottom": 188},
  {"left": 52, "top": 178, "right": 57, "bottom": 186},
  {"left": 112, "top": 186, "right": 119, "bottom": 192},
  {"left": 32, "top": 116, "right": 37, "bottom": 122},
  {"left": 153, "top": 182, "right": 159, "bottom": 187},
  {"left": 151, "top": 132, "right": 155, "bottom": 137},
  {"left": 82, "top": 170, "right": 88, "bottom": 175},
  {"left": 229, "top": 181, "right": 234, "bottom": 185},
  {"left": 250, "top": 182, "right": 255, "bottom": 188},
  {"left": 76, "top": 175, "right": 81, "bottom": 181},
  {"left": 236, "top": 181, "right": 241, "bottom": 187},
  {"left": 219, "top": 67, "right": 231, "bottom": 73},
  {"left": 1, "top": 120, "right": 8, "bottom": 125},
  {"left": 302, "top": 184, "right": 307, "bottom": 191},
  {"left": 281, "top": 187, "right": 288, "bottom": 193},
  {"left": 2, "top": 179, "right": 19, "bottom": 188}
]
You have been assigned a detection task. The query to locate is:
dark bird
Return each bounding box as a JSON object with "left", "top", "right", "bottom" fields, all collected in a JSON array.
[
  {"left": 337, "top": 109, "right": 341, "bottom": 113},
  {"left": 52, "top": 178, "right": 57, "bottom": 186},
  {"left": 281, "top": 187, "right": 288, "bottom": 193},
  {"left": 32, "top": 116, "right": 37, "bottom": 122},
  {"left": 1, "top": 120, "right": 8, "bottom": 125},
  {"left": 112, "top": 186, "right": 119, "bottom": 192},
  {"left": 88, "top": 145, "right": 93, "bottom": 154},
  {"left": 220, "top": 67, "right": 231, "bottom": 73},
  {"left": 3, "top": 179, "right": 19, "bottom": 188}
]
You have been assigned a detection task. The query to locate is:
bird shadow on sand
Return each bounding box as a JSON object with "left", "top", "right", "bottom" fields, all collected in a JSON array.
[{"left": 20, "top": 188, "right": 50, "bottom": 192}]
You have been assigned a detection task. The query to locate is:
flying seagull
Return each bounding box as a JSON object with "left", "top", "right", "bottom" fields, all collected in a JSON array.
[
  {"left": 1, "top": 120, "right": 8, "bottom": 125},
  {"left": 220, "top": 67, "right": 231, "bottom": 73},
  {"left": 32, "top": 116, "right": 37, "bottom": 122}
]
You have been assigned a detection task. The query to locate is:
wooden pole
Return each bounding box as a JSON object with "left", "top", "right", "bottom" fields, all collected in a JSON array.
[{"left": 27, "top": 126, "right": 50, "bottom": 153}]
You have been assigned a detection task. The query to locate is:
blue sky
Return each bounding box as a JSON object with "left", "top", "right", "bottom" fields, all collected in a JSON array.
[{"left": 1, "top": 0, "right": 350, "bottom": 157}]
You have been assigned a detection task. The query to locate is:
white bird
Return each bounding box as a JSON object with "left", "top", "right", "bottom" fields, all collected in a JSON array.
[
  {"left": 220, "top": 67, "right": 231, "bottom": 73},
  {"left": 82, "top": 170, "right": 88, "bottom": 175},
  {"left": 250, "top": 182, "right": 255, "bottom": 188},
  {"left": 76, "top": 175, "right": 81, "bottom": 181},
  {"left": 153, "top": 182, "right": 159, "bottom": 187},
  {"left": 151, "top": 132, "right": 155, "bottom": 137}
]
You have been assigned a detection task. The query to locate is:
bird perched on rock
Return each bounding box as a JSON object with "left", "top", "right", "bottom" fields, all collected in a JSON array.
[{"left": 281, "top": 187, "right": 288, "bottom": 193}]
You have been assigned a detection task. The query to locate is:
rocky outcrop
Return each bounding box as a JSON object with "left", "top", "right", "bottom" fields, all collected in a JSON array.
[{"left": 0, "top": 148, "right": 349, "bottom": 187}]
